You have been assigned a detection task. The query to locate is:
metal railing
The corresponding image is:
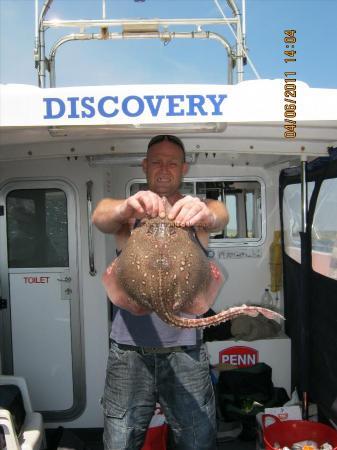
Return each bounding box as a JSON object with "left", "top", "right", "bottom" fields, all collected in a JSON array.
[{"left": 35, "top": 0, "right": 247, "bottom": 88}]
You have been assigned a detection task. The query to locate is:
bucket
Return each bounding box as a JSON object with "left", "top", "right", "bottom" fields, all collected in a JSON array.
[
  {"left": 262, "top": 414, "right": 337, "bottom": 450},
  {"left": 141, "top": 424, "right": 168, "bottom": 450}
]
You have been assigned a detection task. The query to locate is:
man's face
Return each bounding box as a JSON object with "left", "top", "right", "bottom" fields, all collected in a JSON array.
[{"left": 142, "top": 140, "right": 188, "bottom": 198}]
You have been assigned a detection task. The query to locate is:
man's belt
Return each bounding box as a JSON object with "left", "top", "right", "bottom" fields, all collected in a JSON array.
[{"left": 112, "top": 341, "right": 200, "bottom": 355}]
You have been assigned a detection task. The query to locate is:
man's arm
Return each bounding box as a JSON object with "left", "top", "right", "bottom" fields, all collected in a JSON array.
[
  {"left": 92, "top": 198, "right": 127, "bottom": 234},
  {"left": 204, "top": 198, "right": 229, "bottom": 232}
]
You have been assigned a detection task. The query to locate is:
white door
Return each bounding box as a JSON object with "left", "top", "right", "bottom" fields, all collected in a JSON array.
[{"left": 0, "top": 180, "right": 85, "bottom": 421}]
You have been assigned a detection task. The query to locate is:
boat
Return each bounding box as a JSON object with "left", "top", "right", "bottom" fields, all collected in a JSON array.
[{"left": 1, "top": 1, "right": 337, "bottom": 448}]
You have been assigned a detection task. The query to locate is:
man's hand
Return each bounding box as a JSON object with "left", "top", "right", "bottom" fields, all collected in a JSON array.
[
  {"left": 167, "top": 196, "right": 219, "bottom": 230},
  {"left": 117, "top": 190, "right": 166, "bottom": 222},
  {"left": 92, "top": 191, "right": 165, "bottom": 234}
]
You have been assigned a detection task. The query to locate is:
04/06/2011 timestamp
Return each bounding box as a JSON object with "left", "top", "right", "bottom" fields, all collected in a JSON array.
[{"left": 284, "top": 30, "right": 297, "bottom": 138}]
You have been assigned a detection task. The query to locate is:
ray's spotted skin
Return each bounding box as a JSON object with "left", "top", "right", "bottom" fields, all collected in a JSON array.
[{"left": 102, "top": 214, "right": 283, "bottom": 328}]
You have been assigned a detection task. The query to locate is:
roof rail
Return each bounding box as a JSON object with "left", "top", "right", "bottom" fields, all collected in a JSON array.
[{"left": 35, "top": 0, "right": 247, "bottom": 88}]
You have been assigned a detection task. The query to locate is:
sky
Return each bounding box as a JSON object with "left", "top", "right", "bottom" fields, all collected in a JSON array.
[{"left": 0, "top": 0, "right": 337, "bottom": 89}]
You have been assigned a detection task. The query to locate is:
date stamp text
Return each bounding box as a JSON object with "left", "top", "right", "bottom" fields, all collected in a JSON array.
[{"left": 283, "top": 30, "right": 297, "bottom": 138}]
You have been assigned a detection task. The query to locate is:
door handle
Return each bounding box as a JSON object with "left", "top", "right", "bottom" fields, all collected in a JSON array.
[
  {"left": 86, "top": 180, "right": 97, "bottom": 276},
  {"left": 57, "top": 277, "right": 72, "bottom": 282}
]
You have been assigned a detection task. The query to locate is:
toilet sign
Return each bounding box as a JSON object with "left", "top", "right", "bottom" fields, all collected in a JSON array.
[
  {"left": 219, "top": 346, "right": 259, "bottom": 368},
  {"left": 23, "top": 276, "right": 50, "bottom": 284}
]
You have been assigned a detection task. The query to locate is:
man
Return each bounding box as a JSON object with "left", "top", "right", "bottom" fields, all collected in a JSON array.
[{"left": 93, "top": 135, "right": 229, "bottom": 450}]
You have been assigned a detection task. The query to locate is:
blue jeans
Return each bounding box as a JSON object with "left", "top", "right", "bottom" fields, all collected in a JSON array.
[{"left": 102, "top": 342, "right": 216, "bottom": 450}]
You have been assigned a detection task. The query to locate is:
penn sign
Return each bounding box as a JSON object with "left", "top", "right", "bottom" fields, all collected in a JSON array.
[{"left": 219, "top": 346, "right": 259, "bottom": 368}]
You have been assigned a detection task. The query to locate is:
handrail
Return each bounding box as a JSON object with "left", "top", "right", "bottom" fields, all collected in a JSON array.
[
  {"left": 49, "top": 30, "right": 233, "bottom": 87},
  {"left": 36, "top": 0, "right": 54, "bottom": 87},
  {"left": 227, "top": 0, "right": 244, "bottom": 82},
  {"left": 43, "top": 17, "right": 238, "bottom": 28},
  {"left": 86, "top": 181, "right": 96, "bottom": 277}
]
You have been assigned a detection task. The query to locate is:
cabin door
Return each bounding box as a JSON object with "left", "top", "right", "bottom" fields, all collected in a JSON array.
[{"left": 0, "top": 180, "right": 84, "bottom": 420}]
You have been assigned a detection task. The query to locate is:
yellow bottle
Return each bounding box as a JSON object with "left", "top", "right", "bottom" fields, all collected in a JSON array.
[{"left": 270, "top": 230, "right": 282, "bottom": 293}]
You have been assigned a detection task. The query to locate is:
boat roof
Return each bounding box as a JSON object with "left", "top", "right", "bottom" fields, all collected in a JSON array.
[{"left": 1, "top": 79, "right": 336, "bottom": 163}]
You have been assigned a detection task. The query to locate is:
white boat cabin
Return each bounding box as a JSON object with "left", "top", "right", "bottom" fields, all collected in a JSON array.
[{"left": 0, "top": 1, "right": 336, "bottom": 448}]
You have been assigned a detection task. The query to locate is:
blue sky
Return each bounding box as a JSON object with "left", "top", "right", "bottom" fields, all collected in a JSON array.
[{"left": 1, "top": 0, "right": 336, "bottom": 89}]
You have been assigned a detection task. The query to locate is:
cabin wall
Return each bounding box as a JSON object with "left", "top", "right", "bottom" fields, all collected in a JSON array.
[{"left": 0, "top": 154, "right": 282, "bottom": 427}]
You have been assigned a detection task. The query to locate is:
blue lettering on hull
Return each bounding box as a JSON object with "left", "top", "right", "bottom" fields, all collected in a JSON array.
[{"left": 43, "top": 94, "right": 227, "bottom": 120}]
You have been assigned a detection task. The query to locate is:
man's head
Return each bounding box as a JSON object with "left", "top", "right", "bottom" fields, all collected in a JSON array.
[
  {"left": 142, "top": 135, "right": 188, "bottom": 200},
  {"left": 147, "top": 135, "right": 186, "bottom": 162}
]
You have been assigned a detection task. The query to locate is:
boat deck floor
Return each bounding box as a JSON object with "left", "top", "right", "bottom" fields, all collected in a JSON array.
[{"left": 45, "top": 428, "right": 257, "bottom": 450}]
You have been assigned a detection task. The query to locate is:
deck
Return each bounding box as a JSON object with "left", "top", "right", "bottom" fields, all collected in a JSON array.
[{"left": 45, "top": 427, "right": 257, "bottom": 449}]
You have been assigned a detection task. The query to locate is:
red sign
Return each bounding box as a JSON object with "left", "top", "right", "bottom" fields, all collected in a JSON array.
[
  {"left": 219, "top": 346, "right": 259, "bottom": 368},
  {"left": 24, "top": 276, "right": 50, "bottom": 284}
]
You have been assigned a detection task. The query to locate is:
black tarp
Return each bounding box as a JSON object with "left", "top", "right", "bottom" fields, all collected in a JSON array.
[{"left": 279, "top": 148, "right": 337, "bottom": 423}]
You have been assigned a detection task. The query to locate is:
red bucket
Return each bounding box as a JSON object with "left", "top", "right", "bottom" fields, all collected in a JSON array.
[
  {"left": 262, "top": 414, "right": 337, "bottom": 450},
  {"left": 142, "top": 424, "right": 168, "bottom": 450}
]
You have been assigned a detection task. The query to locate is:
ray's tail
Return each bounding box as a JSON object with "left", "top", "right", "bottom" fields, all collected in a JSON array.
[{"left": 161, "top": 305, "right": 284, "bottom": 329}]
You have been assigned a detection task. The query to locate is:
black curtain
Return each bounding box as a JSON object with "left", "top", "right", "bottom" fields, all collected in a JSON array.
[{"left": 279, "top": 149, "right": 337, "bottom": 423}]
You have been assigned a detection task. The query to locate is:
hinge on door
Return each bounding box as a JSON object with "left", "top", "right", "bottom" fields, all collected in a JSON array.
[
  {"left": 0, "top": 205, "right": 4, "bottom": 216},
  {"left": 0, "top": 298, "right": 8, "bottom": 309}
]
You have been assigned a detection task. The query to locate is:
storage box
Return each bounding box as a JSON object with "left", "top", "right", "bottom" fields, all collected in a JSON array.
[{"left": 206, "top": 335, "right": 291, "bottom": 395}]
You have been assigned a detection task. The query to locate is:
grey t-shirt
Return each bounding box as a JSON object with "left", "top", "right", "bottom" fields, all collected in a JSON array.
[{"left": 110, "top": 307, "right": 202, "bottom": 347}]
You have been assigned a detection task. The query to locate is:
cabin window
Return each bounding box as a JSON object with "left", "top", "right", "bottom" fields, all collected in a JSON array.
[
  {"left": 6, "top": 189, "right": 69, "bottom": 268},
  {"left": 128, "top": 177, "right": 265, "bottom": 247},
  {"left": 282, "top": 182, "right": 315, "bottom": 264},
  {"left": 311, "top": 178, "right": 337, "bottom": 280},
  {"left": 283, "top": 178, "right": 337, "bottom": 279},
  {"left": 223, "top": 194, "right": 238, "bottom": 238}
]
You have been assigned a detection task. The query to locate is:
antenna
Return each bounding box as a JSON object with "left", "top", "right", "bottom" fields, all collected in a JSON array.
[
  {"left": 242, "top": 0, "right": 246, "bottom": 46},
  {"left": 102, "top": 0, "right": 106, "bottom": 19},
  {"left": 34, "top": 0, "right": 39, "bottom": 68},
  {"left": 214, "top": 0, "right": 261, "bottom": 80}
]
